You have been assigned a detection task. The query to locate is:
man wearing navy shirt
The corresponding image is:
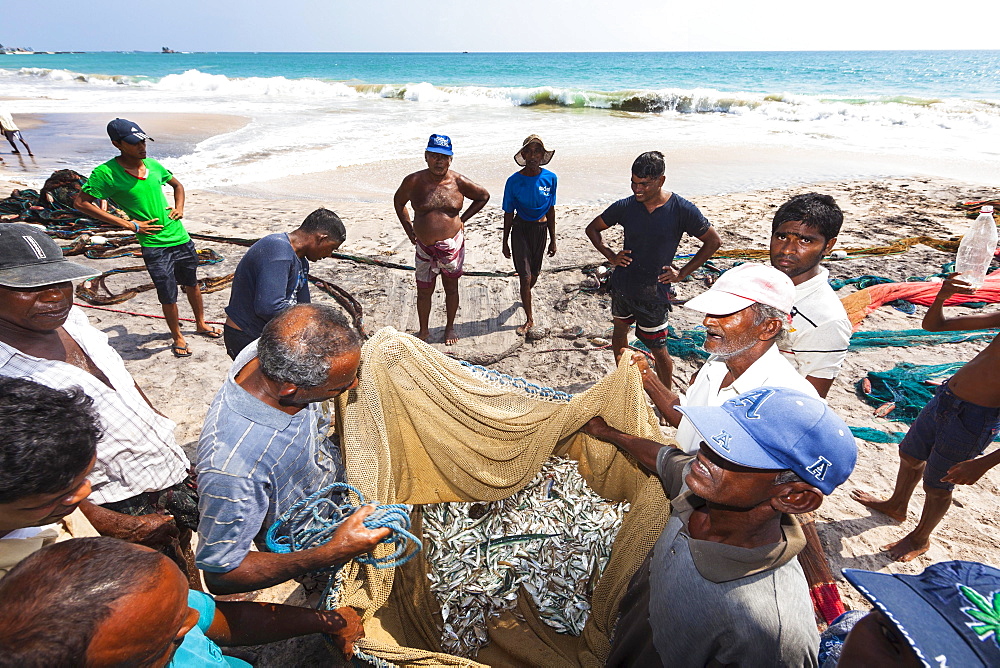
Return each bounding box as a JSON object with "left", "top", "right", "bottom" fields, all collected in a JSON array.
[
  {"left": 586, "top": 151, "right": 721, "bottom": 388},
  {"left": 223, "top": 208, "right": 346, "bottom": 359}
]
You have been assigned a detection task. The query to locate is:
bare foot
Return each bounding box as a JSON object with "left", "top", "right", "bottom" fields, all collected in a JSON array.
[
  {"left": 851, "top": 489, "right": 907, "bottom": 522},
  {"left": 884, "top": 534, "right": 930, "bottom": 562},
  {"left": 516, "top": 321, "right": 534, "bottom": 336},
  {"left": 415, "top": 329, "right": 430, "bottom": 341},
  {"left": 444, "top": 328, "right": 458, "bottom": 346}
]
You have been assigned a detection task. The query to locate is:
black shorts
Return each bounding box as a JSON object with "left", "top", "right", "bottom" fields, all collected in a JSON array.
[
  {"left": 141, "top": 240, "right": 199, "bottom": 304},
  {"left": 223, "top": 323, "right": 257, "bottom": 361},
  {"left": 510, "top": 216, "right": 548, "bottom": 278},
  {"left": 611, "top": 290, "right": 671, "bottom": 349}
]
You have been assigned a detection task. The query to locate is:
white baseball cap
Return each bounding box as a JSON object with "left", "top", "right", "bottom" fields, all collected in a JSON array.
[{"left": 684, "top": 263, "right": 795, "bottom": 315}]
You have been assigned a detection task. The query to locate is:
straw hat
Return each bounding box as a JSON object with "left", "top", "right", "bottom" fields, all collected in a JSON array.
[{"left": 514, "top": 134, "right": 555, "bottom": 167}]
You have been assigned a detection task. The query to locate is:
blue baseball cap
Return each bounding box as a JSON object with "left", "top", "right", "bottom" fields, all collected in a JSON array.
[
  {"left": 843, "top": 560, "right": 1000, "bottom": 667},
  {"left": 675, "top": 386, "right": 856, "bottom": 495},
  {"left": 107, "top": 118, "right": 153, "bottom": 144},
  {"left": 426, "top": 133, "right": 453, "bottom": 156}
]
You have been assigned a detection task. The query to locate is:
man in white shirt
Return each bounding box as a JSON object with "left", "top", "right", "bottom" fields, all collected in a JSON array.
[
  {"left": 0, "top": 224, "right": 196, "bottom": 579},
  {"left": 769, "top": 193, "right": 852, "bottom": 398},
  {"left": 633, "top": 263, "right": 819, "bottom": 454}
]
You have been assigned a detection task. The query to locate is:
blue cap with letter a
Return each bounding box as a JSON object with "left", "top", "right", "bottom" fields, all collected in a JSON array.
[
  {"left": 675, "top": 386, "right": 857, "bottom": 495},
  {"left": 426, "top": 133, "right": 454, "bottom": 156}
]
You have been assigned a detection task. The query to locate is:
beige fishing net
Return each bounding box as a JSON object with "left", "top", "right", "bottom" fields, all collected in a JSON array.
[{"left": 332, "top": 328, "right": 672, "bottom": 667}]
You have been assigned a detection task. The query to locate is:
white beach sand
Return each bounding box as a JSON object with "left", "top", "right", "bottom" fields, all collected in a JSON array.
[{"left": 3, "top": 114, "right": 999, "bottom": 661}]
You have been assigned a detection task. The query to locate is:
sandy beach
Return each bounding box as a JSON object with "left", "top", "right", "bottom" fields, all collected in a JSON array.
[{"left": 4, "top": 162, "right": 998, "bottom": 614}]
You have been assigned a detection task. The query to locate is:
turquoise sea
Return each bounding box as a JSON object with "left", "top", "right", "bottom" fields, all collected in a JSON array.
[{"left": 2, "top": 51, "right": 999, "bottom": 198}]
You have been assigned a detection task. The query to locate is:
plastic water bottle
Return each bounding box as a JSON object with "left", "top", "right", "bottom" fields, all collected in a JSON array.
[{"left": 955, "top": 205, "right": 997, "bottom": 290}]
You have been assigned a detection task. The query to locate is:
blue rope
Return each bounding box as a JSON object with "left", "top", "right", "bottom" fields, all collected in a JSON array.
[
  {"left": 265, "top": 482, "right": 422, "bottom": 570},
  {"left": 459, "top": 361, "right": 573, "bottom": 402}
]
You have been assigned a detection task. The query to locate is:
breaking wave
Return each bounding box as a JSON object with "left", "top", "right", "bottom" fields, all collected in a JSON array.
[{"left": 7, "top": 66, "right": 997, "bottom": 123}]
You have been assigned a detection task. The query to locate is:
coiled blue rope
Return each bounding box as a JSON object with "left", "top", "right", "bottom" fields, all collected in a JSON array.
[{"left": 265, "top": 482, "right": 422, "bottom": 570}]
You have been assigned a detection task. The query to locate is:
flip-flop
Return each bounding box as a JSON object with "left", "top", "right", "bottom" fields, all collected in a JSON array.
[
  {"left": 172, "top": 343, "right": 192, "bottom": 358},
  {"left": 195, "top": 327, "right": 223, "bottom": 339}
]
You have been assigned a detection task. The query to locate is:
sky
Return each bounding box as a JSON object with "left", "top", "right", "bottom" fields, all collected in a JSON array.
[{"left": 4, "top": 0, "right": 1000, "bottom": 52}]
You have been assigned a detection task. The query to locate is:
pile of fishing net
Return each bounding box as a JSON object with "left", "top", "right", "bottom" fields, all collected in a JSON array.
[
  {"left": 851, "top": 362, "right": 974, "bottom": 444},
  {"left": 321, "top": 328, "right": 670, "bottom": 667},
  {"left": 840, "top": 268, "right": 1000, "bottom": 328}
]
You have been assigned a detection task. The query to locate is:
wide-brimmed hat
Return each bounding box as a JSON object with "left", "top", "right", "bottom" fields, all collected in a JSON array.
[
  {"left": 514, "top": 135, "right": 554, "bottom": 167},
  {"left": 684, "top": 263, "right": 795, "bottom": 316},
  {"left": 0, "top": 223, "right": 97, "bottom": 289}
]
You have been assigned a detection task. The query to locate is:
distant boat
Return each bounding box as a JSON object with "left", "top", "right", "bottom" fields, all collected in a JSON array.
[{"left": 161, "top": 47, "right": 177, "bottom": 54}]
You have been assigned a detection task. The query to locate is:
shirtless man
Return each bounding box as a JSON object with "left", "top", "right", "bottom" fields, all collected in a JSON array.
[
  {"left": 394, "top": 134, "right": 490, "bottom": 345},
  {"left": 853, "top": 273, "right": 1000, "bottom": 561}
]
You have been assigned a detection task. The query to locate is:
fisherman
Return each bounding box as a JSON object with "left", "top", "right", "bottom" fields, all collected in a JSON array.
[
  {"left": 585, "top": 151, "right": 721, "bottom": 389},
  {"left": 584, "top": 386, "right": 857, "bottom": 666},
  {"left": 0, "top": 225, "right": 198, "bottom": 580},
  {"left": 196, "top": 303, "right": 389, "bottom": 594},
  {"left": 0, "top": 377, "right": 100, "bottom": 578},
  {"left": 0, "top": 108, "right": 32, "bottom": 156},
  {"left": 393, "top": 134, "right": 490, "bottom": 345},
  {"left": 853, "top": 272, "right": 1000, "bottom": 561},
  {"left": 501, "top": 135, "right": 558, "bottom": 335},
  {"left": 223, "top": 207, "right": 346, "bottom": 359},
  {"left": 74, "top": 118, "right": 220, "bottom": 358},
  {"left": 769, "top": 193, "right": 852, "bottom": 398},
  {"left": 632, "top": 263, "right": 819, "bottom": 454},
  {"left": 0, "top": 538, "right": 368, "bottom": 664},
  {"left": 821, "top": 560, "right": 1000, "bottom": 666}
]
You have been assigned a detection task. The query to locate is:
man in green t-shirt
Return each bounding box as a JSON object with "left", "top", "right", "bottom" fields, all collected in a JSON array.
[{"left": 74, "top": 119, "right": 220, "bottom": 357}]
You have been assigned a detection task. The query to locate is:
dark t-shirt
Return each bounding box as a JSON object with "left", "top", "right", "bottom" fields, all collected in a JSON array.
[
  {"left": 224, "top": 233, "right": 310, "bottom": 339},
  {"left": 602, "top": 194, "right": 710, "bottom": 303}
]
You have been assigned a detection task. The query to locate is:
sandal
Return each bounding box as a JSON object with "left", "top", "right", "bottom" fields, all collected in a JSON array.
[
  {"left": 172, "top": 343, "right": 192, "bottom": 358},
  {"left": 195, "top": 327, "right": 223, "bottom": 339}
]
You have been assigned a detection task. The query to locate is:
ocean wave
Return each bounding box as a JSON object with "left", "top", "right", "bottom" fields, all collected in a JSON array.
[{"left": 4, "top": 66, "right": 999, "bottom": 127}]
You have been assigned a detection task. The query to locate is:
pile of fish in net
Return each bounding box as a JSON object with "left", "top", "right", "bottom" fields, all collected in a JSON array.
[{"left": 422, "top": 456, "right": 628, "bottom": 658}]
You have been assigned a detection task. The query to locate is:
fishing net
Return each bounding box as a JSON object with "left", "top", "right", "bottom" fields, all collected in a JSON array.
[
  {"left": 848, "top": 328, "right": 998, "bottom": 349},
  {"left": 840, "top": 268, "right": 1000, "bottom": 328},
  {"left": 856, "top": 362, "right": 964, "bottom": 423},
  {"left": 327, "top": 328, "right": 671, "bottom": 667}
]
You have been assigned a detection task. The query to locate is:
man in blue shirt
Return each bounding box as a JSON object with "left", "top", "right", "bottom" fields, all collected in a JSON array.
[
  {"left": 197, "top": 303, "right": 388, "bottom": 594},
  {"left": 223, "top": 208, "right": 346, "bottom": 359},
  {"left": 586, "top": 151, "right": 721, "bottom": 389},
  {"left": 0, "top": 537, "right": 367, "bottom": 666},
  {"left": 502, "top": 135, "right": 558, "bottom": 335}
]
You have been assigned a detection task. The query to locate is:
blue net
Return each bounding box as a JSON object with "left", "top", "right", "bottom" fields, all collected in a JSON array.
[{"left": 856, "top": 362, "right": 963, "bottom": 423}]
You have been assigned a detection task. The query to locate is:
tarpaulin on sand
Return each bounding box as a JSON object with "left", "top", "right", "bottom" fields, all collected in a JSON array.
[
  {"left": 329, "top": 328, "right": 671, "bottom": 667},
  {"left": 840, "top": 268, "right": 1000, "bottom": 328}
]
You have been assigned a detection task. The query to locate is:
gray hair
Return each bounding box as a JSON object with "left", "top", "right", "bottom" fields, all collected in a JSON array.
[
  {"left": 257, "top": 304, "right": 360, "bottom": 388},
  {"left": 751, "top": 302, "right": 789, "bottom": 345}
]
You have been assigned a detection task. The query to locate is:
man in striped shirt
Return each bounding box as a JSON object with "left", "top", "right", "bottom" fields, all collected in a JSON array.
[{"left": 196, "top": 303, "right": 388, "bottom": 594}]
